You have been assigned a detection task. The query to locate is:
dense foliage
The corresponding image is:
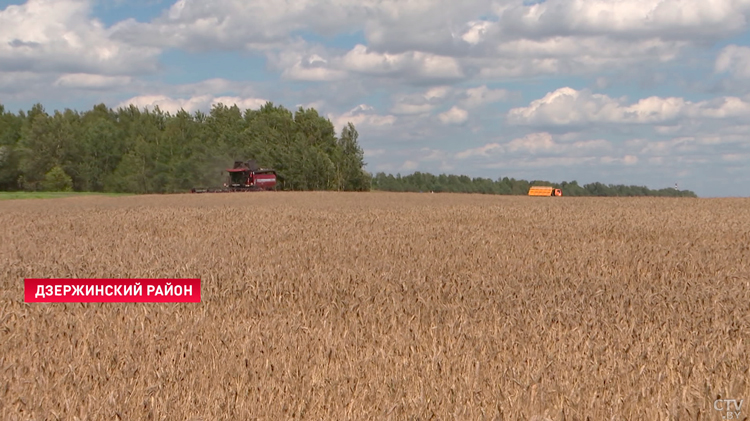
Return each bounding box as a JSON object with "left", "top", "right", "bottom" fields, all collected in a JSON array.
[
  {"left": 0, "top": 102, "right": 697, "bottom": 197},
  {"left": 0, "top": 102, "right": 370, "bottom": 193},
  {"left": 372, "top": 172, "right": 698, "bottom": 197}
]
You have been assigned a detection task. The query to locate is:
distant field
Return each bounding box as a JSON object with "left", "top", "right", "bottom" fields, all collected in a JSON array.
[
  {"left": 0, "top": 191, "right": 131, "bottom": 200},
  {"left": 1, "top": 192, "right": 748, "bottom": 420}
]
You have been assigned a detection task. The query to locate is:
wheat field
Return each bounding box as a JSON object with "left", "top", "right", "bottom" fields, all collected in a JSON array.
[{"left": 1, "top": 192, "right": 749, "bottom": 420}]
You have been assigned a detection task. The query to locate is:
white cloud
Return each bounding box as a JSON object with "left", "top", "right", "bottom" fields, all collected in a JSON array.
[
  {"left": 460, "top": 85, "right": 511, "bottom": 108},
  {"left": 455, "top": 142, "right": 503, "bottom": 159},
  {"left": 496, "top": 0, "right": 750, "bottom": 40},
  {"left": 53, "top": 73, "right": 132, "bottom": 89},
  {"left": 166, "top": 78, "right": 257, "bottom": 97},
  {"left": 96, "top": 0, "right": 750, "bottom": 89},
  {"left": 212, "top": 96, "right": 268, "bottom": 110},
  {"left": 390, "top": 86, "right": 451, "bottom": 115},
  {"left": 508, "top": 87, "right": 750, "bottom": 126},
  {"left": 117, "top": 94, "right": 208, "bottom": 113},
  {"left": 0, "top": 0, "right": 160, "bottom": 75},
  {"left": 97, "top": 0, "right": 750, "bottom": 86},
  {"left": 328, "top": 104, "right": 397, "bottom": 132},
  {"left": 438, "top": 106, "right": 468, "bottom": 124},
  {"left": 282, "top": 64, "right": 348, "bottom": 82},
  {"left": 601, "top": 155, "right": 639, "bottom": 165},
  {"left": 341, "top": 44, "right": 464, "bottom": 80},
  {"left": 116, "top": 94, "right": 268, "bottom": 114},
  {"left": 505, "top": 132, "right": 558, "bottom": 153},
  {"left": 419, "top": 147, "right": 448, "bottom": 162},
  {"left": 364, "top": 148, "right": 386, "bottom": 157},
  {"left": 387, "top": 84, "right": 511, "bottom": 119},
  {"left": 296, "top": 100, "right": 326, "bottom": 110},
  {"left": 456, "top": 132, "right": 611, "bottom": 159},
  {"left": 266, "top": 41, "right": 466, "bottom": 83},
  {"left": 390, "top": 102, "right": 435, "bottom": 115},
  {"left": 482, "top": 156, "right": 600, "bottom": 169},
  {"left": 461, "top": 20, "right": 492, "bottom": 45},
  {"left": 715, "top": 45, "right": 750, "bottom": 79},
  {"left": 401, "top": 160, "right": 419, "bottom": 171},
  {"left": 267, "top": 43, "right": 349, "bottom": 81},
  {"left": 424, "top": 86, "right": 450, "bottom": 99}
]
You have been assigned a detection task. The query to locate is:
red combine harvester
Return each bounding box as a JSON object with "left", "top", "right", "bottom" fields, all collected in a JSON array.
[{"left": 191, "top": 159, "right": 278, "bottom": 193}]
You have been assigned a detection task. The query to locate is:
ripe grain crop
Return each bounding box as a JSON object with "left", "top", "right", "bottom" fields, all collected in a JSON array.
[{"left": 1, "top": 192, "right": 749, "bottom": 420}]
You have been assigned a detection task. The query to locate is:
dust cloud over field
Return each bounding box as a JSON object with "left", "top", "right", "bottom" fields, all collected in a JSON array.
[{"left": 1, "top": 192, "right": 749, "bottom": 420}]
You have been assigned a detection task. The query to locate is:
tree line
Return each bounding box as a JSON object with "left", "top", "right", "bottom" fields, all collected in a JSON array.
[
  {"left": 371, "top": 172, "right": 698, "bottom": 197},
  {"left": 0, "top": 101, "right": 697, "bottom": 197},
  {"left": 0, "top": 102, "right": 370, "bottom": 193}
]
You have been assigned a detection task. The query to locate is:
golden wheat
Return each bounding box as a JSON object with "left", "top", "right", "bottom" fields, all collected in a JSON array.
[{"left": 1, "top": 192, "right": 749, "bottom": 420}]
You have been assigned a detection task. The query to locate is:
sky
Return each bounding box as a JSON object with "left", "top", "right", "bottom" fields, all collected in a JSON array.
[{"left": 1, "top": 0, "right": 750, "bottom": 197}]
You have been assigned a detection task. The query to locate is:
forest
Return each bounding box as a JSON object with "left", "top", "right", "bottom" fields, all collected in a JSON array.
[
  {"left": 0, "top": 102, "right": 697, "bottom": 197},
  {"left": 0, "top": 102, "right": 370, "bottom": 193},
  {"left": 371, "top": 172, "right": 698, "bottom": 197}
]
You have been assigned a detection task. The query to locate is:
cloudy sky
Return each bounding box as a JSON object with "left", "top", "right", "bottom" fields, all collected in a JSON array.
[{"left": 2, "top": 0, "right": 750, "bottom": 196}]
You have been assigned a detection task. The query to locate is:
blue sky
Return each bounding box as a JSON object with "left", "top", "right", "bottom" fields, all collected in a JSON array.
[{"left": 2, "top": 0, "right": 750, "bottom": 196}]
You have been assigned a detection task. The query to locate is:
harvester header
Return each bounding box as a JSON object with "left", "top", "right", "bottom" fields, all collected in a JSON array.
[
  {"left": 528, "top": 186, "right": 562, "bottom": 197},
  {"left": 191, "top": 159, "right": 277, "bottom": 193}
]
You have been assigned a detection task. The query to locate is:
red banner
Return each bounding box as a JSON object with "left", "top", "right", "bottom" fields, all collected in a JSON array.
[{"left": 24, "top": 278, "right": 201, "bottom": 303}]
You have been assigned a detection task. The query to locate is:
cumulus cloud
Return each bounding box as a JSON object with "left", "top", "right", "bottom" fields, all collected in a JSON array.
[
  {"left": 390, "top": 86, "right": 450, "bottom": 115},
  {"left": 505, "top": 132, "right": 559, "bottom": 153},
  {"left": 495, "top": 0, "right": 750, "bottom": 40},
  {"left": 418, "top": 147, "right": 449, "bottom": 162},
  {"left": 508, "top": 87, "right": 750, "bottom": 126},
  {"left": 264, "top": 40, "right": 466, "bottom": 83},
  {"left": 212, "top": 96, "right": 269, "bottom": 110},
  {"left": 461, "top": 20, "right": 493, "bottom": 45},
  {"left": 388, "top": 85, "right": 509, "bottom": 116},
  {"left": 0, "top": 0, "right": 160, "bottom": 75},
  {"left": 341, "top": 44, "right": 464, "bottom": 80},
  {"left": 459, "top": 85, "right": 511, "bottom": 108},
  {"left": 267, "top": 43, "right": 349, "bottom": 81},
  {"left": 390, "top": 102, "right": 437, "bottom": 115},
  {"left": 99, "top": 0, "right": 750, "bottom": 85},
  {"left": 116, "top": 94, "right": 268, "bottom": 114},
  {"left": 166, "top": 78, "right": 257, "bottom": 97},
  {"left": 715, "top": 45, "right": 750, "bottom": 79},
  {"left": 455, "top": 142, "right": 503, "bottom": 159},
  {"left": 110, "top": 0, "right": 487, "bottom": 55},
  {"left": 438, "top": 106, "right": 468, "bottom": 124},
  {"left": 327, "top": 104, "right": 396, "bottom": 132},
  {"left": 53, "top": 73, "right": 132, "bottom": 89},
  {"left": 456, "top": 132, "right": 611, "bottom": 159},
  {"left": 482, "top": 156, "right": 600, "bottom": 169},
  {"left": 111, "top": 0, "right": 354, "bottom": 51}
]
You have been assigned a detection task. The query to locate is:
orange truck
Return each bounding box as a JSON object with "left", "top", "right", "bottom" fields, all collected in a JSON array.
[{"left": 528, "top": 186, "right": 562, "bottom": 197}]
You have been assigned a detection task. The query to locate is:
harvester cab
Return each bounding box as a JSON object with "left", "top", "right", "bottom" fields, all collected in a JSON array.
[
  {"left": 225, "top": 159, "right": 277, "bottom": 191},
  {"left": 191, "top": 159, "right": 277, "bottom": 193}
]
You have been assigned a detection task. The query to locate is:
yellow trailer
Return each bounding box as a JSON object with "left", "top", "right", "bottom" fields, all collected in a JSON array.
[{"left": 528, "top": 186, "right": 562, "bottom": 197}]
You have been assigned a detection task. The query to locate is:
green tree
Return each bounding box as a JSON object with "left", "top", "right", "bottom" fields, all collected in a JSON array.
[
  {"left": 338, "top": 123, "right": 370, "bottom": 191},
  {"left": 0, "top": 105, "right": 23, "bottom": 190},
  {"left": 41, "top": 165, "right": 73, "bottom": 191}
]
